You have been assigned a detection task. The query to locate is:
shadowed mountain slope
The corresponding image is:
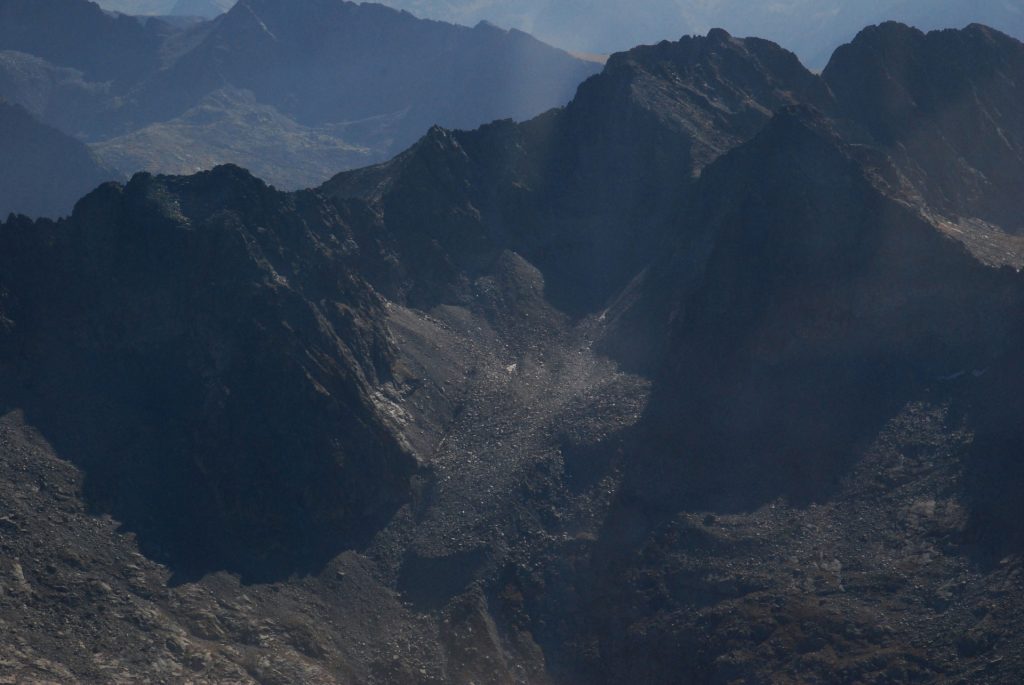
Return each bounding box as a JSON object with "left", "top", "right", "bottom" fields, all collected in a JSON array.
[
  {"left": 527, "top": 108, "right": 1024, "bottom": 683},
  {"left": 0, "top": 166, "right": 418, "bottom": 582},
  {"left": 2, "top": 22, "right": 1024, "bottom": 685},
  {"left": 627, "top": 107, "right": 1024, "bottom": 512},
  {"left": 323, "top": 29, "right": 833, "bottom": 312},
  {"left": 824, "top": 22, "right": 1024, "bottom": 235}
]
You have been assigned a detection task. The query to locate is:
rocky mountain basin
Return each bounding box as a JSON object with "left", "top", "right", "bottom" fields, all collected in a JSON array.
[{"left": 0, "top": 20, "right": 1023, "bottom": 685}]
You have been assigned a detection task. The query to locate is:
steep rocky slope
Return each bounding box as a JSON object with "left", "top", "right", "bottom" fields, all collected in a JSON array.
[
  {"left": 323, "top": 28, "right": 833, "bottom": 313},
  {"left": 0, "top": 166, "right": 417, "bottom": 582},
  {"left": 824, "top": 22, "right": 1024, "bottom": 235},
  {"left": 626, "top": 107, "right": 1024, "bottom": 510},
  {"left": 2, "top": 22, "right": 1024, "bottom": 685},
  {"left": 549, "top": 111, "right": 1024, "bottom": 682}
]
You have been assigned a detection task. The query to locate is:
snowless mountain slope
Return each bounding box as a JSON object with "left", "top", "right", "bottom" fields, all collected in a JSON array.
[{"left": 1, "top": 22, "right": 1024, "bottom": 685}]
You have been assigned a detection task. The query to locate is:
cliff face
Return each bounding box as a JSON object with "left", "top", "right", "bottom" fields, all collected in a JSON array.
[
  {"left": 324, "top": 29, "right": 833, "bottom": 313},
  {"left": 824, "top": 22, "right": 1024, "bottom": 234},
  {"left": 626, "top": 109, "right": 1024, "bottom": 511}
]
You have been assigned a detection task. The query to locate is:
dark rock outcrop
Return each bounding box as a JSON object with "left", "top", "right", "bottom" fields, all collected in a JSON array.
[
  {"left": 629, "top": 107, "right": 1024, "bottom": 512},
  {"left": 0, "top": 165, "right": 418, "bottom": 581},
  {"left": 824, "top": 22, "right": 1024, "bottom": 233}
]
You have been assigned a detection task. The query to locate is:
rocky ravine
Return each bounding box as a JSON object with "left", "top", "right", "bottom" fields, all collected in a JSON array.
[{"left": 1, "top": 22, "right": 1024, "bottom": 685}]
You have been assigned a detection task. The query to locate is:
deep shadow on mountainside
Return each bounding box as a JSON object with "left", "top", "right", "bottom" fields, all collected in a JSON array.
[
  {"left": 1, "top": 21, "right": 1024, "bottom": 684},
  {"left": 0, "top": 166, "right": 419, "bottom": 583}
]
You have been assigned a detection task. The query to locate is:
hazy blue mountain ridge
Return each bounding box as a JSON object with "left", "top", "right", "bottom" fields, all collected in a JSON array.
[
  {"left": 0, "top": 100, "right": 114, "bottom": 217},
  {"left": 0, "top": 0, "right": 599, "bottom": 212},
  {"left": 378, "top": 0, "right": 1024, "bottom": 68}
]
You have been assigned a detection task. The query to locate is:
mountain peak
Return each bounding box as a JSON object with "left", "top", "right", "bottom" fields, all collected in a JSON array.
[
  {"left": 606, "top": 27, "right": 816, "bottom": 83},
  {"left": 706, "top": 27, "right": 733, "bottom": 42},
  {"left": 851, "top": 20, "right": 925, "bottom": 41},
  {"left": 823, "top": 22, "right": 1024, "bottom": 232},
  {"left": 581, "top": 28, "right": 833, "bottom": 176}
]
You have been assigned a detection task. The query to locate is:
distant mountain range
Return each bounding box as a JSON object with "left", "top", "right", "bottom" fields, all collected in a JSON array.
[
  {"left": 379, "top": 0, "right": 1024, "bottom": 68},
  {"left": 95, "top": 0, "right": 235, "bottom": 18},
  {"left": 0, "top": 0, "right": 599, "bottom": 216},
  {"left": 0, "top": 100, "right": 111, "bottom": 218},
  {"left": 6, "top": 0, "right": 1019, "bottom": 220}
]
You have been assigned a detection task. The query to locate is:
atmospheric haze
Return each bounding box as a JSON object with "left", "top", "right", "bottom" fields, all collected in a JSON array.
[{"left": 96, "top": 0, "right": 1024, "bottom": 68}]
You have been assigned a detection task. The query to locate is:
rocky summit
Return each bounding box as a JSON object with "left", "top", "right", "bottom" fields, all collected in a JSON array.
[{"left": 1, "top": 22, "right": 1024, "bottom": 685}]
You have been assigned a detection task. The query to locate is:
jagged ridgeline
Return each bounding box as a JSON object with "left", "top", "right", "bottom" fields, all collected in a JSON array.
[
  {"left": 373, "top": 0, "right": 1024, "bottom": 68},
  {"left": 0, "top": 167, "right": 419, "bottom": 581},
  {"left": 1, "top": 19, "right": 1024, "bottom": 685}
]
